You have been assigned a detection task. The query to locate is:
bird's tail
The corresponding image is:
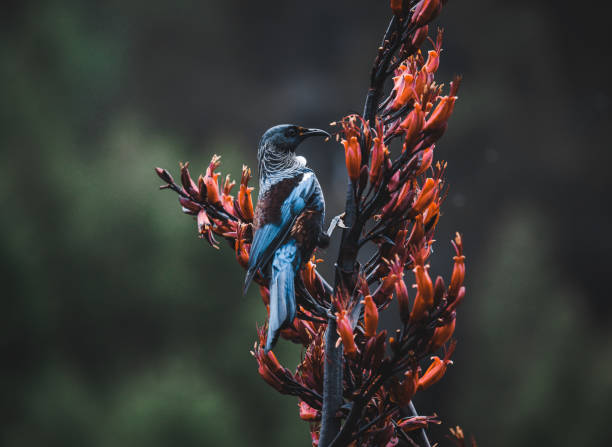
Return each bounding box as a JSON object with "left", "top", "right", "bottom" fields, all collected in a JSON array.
[{"left": 265, "top": 242, "right": 299, "bottom": 352}]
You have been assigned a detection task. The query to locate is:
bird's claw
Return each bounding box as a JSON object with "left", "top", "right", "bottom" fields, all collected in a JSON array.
[{"left": 327, "top": 212, "right": 347, "bottom": 237}]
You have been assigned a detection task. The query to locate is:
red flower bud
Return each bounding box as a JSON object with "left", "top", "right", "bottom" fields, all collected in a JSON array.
[
  {"left": 235, "top": 234, "right": 249, "bottom": 270},
  {"left": 336, "top": 310, "right": 358, "bottom": 358},
  {"left": 342, "top": 136, "right": 362, "bottom": 182},
  {"left": 415, "top": 146, "right": 434, "bottom": 176},
  {"left": 369, "top": 137, "right": 387, "bottom": 186},
  {"left": 430, "top": 316, "right": 455, "bottom": 351},
  {"left": 415, "top": 264, "right": 434, "bottom": 307},
  {"left": 410, "top": 264, "right": 433, "bottom": 322},
  {"left": 389, "top": 73, "right": 415, "bottom": 111},
  {"left": 395, "top": 277, "right": 411, "bottom": 323},
  {"left": 418, "top": 355, "right": 451, "bottom": 390},
  {"left": 425, "top": 50, "right": 440, "bottom": 73},
  {"left": 411, "top": 0, "right": 442, "bottom": 28},
  {"left": 238, "top": 165, "right": 254, "bottom": 221},
  {"left": 424, "top": 95, "right": 457, "bottom": 132},
  {"left": 221, "top": 174, "right": 236, "bottom": 215},
  {"left": 400, "top": 103, "right": 425, "bottom": 148},
  {"left": 180, "top": 162, "right": 199, "bottom": 198},
  {"left": 204, "top": 155, "right": 222, "bottom": 205},
  {"left": 412, "top": 178, "right": 437, "bottom": 214},
  {"left": 449, "top": 233, "right": 465, "bottom": 297},
  {"left": 363, "top": 295, "right": 378, "bottom": 338},
  {"left": 155, "top": 167, "right": 174, "bottom": 184}
]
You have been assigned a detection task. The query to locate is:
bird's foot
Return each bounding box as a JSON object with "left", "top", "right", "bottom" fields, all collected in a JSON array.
[{"left": 327, "top": 212, "right": 347, "bottom": 237}]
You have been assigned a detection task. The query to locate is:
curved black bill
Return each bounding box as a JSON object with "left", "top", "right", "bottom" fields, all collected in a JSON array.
[{"left": 300, "top": 128, "right": 331, "bottom": 139}]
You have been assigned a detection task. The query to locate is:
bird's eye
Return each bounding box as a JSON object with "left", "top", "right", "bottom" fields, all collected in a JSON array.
[{"left": 286, "top": 128, "right": 298, "bottom": 137}]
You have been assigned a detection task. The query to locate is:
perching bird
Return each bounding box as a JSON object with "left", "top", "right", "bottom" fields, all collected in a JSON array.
[{"left": 244, "top": 124, "right": 330, "bottom": 352}]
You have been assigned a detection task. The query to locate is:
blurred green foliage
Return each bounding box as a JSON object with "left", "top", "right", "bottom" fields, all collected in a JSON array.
[{"left": 2, "top": 0, "right": 611, "bottom": 446}]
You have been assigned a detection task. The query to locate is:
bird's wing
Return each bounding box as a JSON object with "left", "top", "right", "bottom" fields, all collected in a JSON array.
[{"left": 244, "top": 171, "right": 322, "bottom": 293}]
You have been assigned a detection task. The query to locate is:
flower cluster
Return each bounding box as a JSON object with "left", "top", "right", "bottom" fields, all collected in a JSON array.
[
  {"left": 155, "top": 159, "right": 255, "bottom": 266},
  {"left": 156, "top": 0, "right": 468, "bottom": 445}
]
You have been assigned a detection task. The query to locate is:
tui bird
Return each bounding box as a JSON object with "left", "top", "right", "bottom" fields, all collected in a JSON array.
[{"left": 244, "top": 124, "right": 330, "bottom": 352}]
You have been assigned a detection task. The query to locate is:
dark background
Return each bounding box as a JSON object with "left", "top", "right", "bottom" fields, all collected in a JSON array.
[{"left": 2, "top": 0, "right": 611, "bottom": 445}]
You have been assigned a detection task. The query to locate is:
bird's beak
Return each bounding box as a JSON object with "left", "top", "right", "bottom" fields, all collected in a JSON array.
[{"left": 299, "top": 128, "right": 331, "bottom": 140}]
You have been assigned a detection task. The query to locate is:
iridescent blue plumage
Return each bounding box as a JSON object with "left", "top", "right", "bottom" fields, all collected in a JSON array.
[{"left": 244, "top": 124, "right": 329, "bottom": 352}]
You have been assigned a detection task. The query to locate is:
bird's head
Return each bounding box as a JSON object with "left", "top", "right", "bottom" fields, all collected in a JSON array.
[{"left": 258, "top": 124, "right": 330, "bottom": 178}]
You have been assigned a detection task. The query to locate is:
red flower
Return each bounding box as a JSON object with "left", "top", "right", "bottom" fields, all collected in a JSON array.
[
  {"left": 363, "top": 295, "right": 379, "bottom": 337},
  {"left": 204, "top": 155, "right": 222, "bottom": 205},
  {"left": 238, "top": 165, "right": 254, "bottom": 221},
  {"left": 336, "top": 310, "right": 358, "bottom": 358},
  {"left": 342, "top": 136, "right": 362, "bottom": 182}
]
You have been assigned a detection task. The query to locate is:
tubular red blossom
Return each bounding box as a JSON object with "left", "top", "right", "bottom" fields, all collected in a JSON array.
[
  {"left": 342, "top": 136, "right": 362, "bottom": 182},
  {"left": 430, "top": 316, "right": 455, "bottom": 351},
  {"left": 204, "top": 155, "right": 222, "bottom": 205},
  {"left": 425, "top": 50, "right": 440, "bottom": 74},
  {"left": 415, "top": 264, "right": 434, "bottom": 307},
  {"left": 180, "top": 162, "right": 199, "bottom": 198},
  {"left": 400, "top": 103, "right": 425, "bottom": 148},
  {"left": 418, "top": 356, "right": 447, "bottom": 390},
  {"left": 303, "top": 257, "right": 317, "bottom": 292},
  {"left": 389, "top": 73, "right": 415, "bottom": 111},
  {"left": 423, "top": 200, "right": 440, "bottom": 228},
  {"left": 415, "top": 146, "right": 434, "bottom": 176},
  {"left": 395, "top": 276, "right": 411, "bottom": 323},
  {"left": 197, "top": 174, "right": 207, "bottom": 200},
  {"left": 335, "top": 310, "right": 358, "bottom": 358},
  {"left": 418, "top": 342, "right": 455, "bottom": 390},
  {"left": 369, "top": 137, "right": 387, "bottom": 186},
  {"left": 410, "top": 263, "right": 434, "bottom": 322},
  {"left": 449, "top": 233, "right": 466, "bottom": 297},
  {"left": 235, "top": 224, "right": 250, "bottom": 269},
  {"left": 411, "top": 0, "right": 442, "bottom": 28},
  {"left": 266, "top": 349, "right": 283, "bottom": 373},
  {"left": 412, "top": 178, "right": 438, "bottom": 213},
  {"left": 363, "top": 295, "right": 378, "bottom": 337},
  {"left": 238, "top": 165, "right": 254, "bottom": 221},
  {"left": 424, "top": 95, "right": 457, "bottom": 132},
  {"left": 221, "top": 174, "right": 236, "bottom": 215}
]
